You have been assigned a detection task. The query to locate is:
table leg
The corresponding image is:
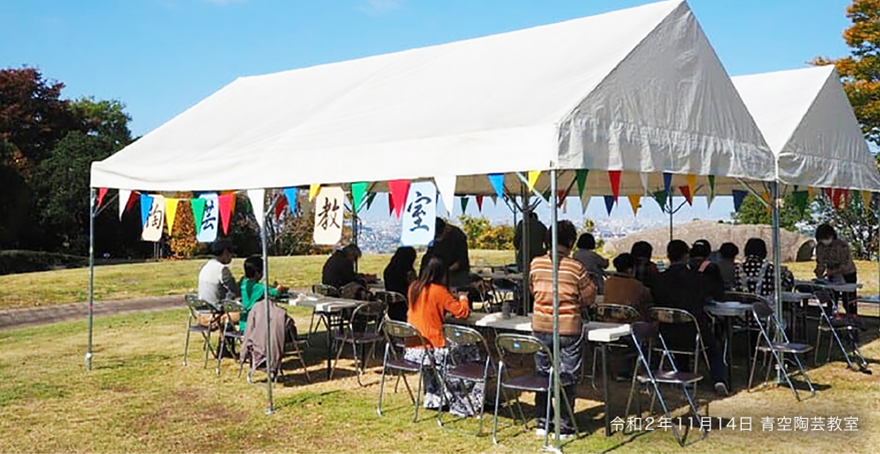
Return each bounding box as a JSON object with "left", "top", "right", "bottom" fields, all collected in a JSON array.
[
  {"left": 602, "top": 344, "right": 610, "bottom": 436},
  {"left": 324, "top": 313, "right": 332, "bottom": 380},
  {"left": 725, "top": 317, "right": 733, "bottom": 389}
]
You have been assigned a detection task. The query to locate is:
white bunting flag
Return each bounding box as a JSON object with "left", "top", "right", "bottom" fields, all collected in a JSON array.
[
  {"left": 247, "top": 189, "right": 266, "bottom": 229},
  {"left": 141, "top": 195, "right": 165, "bottom": 242},
  {"left": 313, "top": 186, "right": 344, "bottom": 245},
  {"left": 433, "top": 175, "right": 457, "bottom": 216},
  {"left": 197, "top": 193, "right": 219, "bottom": 243},
  {"left": 118, "top": 189, "right": 132, "bottom": 220},
  {"left": 401, "top": 181, "right": 437, "bottom": 246}
]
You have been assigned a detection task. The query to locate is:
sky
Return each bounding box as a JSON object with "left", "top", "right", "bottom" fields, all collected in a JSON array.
[{"left": 0, "top": 0, "right": 856, "bottom": 227}]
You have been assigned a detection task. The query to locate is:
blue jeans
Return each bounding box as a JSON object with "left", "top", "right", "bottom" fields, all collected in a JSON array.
[{"left": 533, "top": 330, "right": 583, "bottom": 433}]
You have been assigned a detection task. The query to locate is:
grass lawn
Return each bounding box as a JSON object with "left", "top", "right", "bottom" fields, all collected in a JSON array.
[
  {"left": 0, "top": 307, "right": 878, "bottom": 453},
  {"left": 0, "top": 250, "right": 514, "bottom": 310}
]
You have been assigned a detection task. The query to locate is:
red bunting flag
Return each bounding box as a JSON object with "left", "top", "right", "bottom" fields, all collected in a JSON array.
[
  {"left": 832, "top": 188, "right": 846, "bottom": 210},
  {"left": 274, "top": 196, "right": 288, "bottom": 219},
  {"left": 823, "top": 188, "right": 833, "bottom": 201},
  {"left": 388, "top": 192, "right": 395, "bottom": 216},
  {"left": 608, "top": 170, "right": 621, "bottom": 200},
  {"left": 218, "top": 193, "right": 235, "bottom": 235},
  {"left": 96, "top": 188, "right": 108, "bottom": 209},
  {"left": 476, "top": 194, "right": 484, "bottom": 212},
  {"left": 387, "top": 179, "right": 410, "bottom": 218},
  {"left": 678, "top": 185, "right": 693, "bottom": 205}
]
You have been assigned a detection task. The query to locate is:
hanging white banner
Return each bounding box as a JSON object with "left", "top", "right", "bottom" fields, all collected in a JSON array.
[
  {"left": 401, "top": 181, "right": 437, "bottom": 246},
  {"left": 433, "top": 175, "right": 456, "bottom": 215},
  {"left": 197, "top": 193, "right": 219, "bottom": 243},
  {"left": 141, "top": 195, "right": 165, "bottom": 242},
  {"left": 313, "top": 186, "right": 344, "bottom": 245},
  {"left": 247, "top": 189, "right": 266, "bottom": 229},
  {"left": 118, "top": 189, "right": 132, "bottom": 220}
]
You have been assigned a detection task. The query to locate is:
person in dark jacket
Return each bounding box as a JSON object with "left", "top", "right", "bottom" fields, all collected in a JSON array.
[
  {"left": 426, "top": 218, "right": 470, "bottom": 289},
  {"left": 689, "top": 239, "right": 725, "bottom": 302},
  {"left": 322, "top": 244, "right": 362, "bottom": 289},
  {"left": 631, "top": 241, "right": 659, "bottom": 288},
  {"left": 514, "top": 212, "right": 548, "bottom": 269},
  {"left": 383, "top": 246, "right": 417, "bottom": 321}
]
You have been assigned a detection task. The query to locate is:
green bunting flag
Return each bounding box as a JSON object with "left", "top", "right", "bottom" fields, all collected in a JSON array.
[
  {"left": 576, "top": 169, "right": 589, "bottom": 197},
  {"left": 652, "top": 189, "right": 667, "bottom": 211},
  {"left": 707, "top": 175, "right": 716, "bottom": 207},
  {"left": 190, "top": 197, "right": 207, "bottom": 236},
  {"left": 460, "top": 196, "right": 469, "bottom": 213},
  {"left": 351, "top": 182, "right": 368, "bottom": 213}
]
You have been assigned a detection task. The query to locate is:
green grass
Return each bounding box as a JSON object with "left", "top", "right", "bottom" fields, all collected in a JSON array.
[
  {"left": 0, "top": 308, "right": 878, "bottom": 453},
  {"left": 0, "top": 250, "right": 514, "bottom": 310}
]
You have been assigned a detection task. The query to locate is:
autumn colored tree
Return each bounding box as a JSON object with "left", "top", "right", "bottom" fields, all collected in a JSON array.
[{"left": 168, "top": 198, "right": 200, "bottom": 259}]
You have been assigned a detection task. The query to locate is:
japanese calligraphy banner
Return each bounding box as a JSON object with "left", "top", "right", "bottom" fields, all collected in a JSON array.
[
  {"left": 401, "top": 181, "right": 436, "bottom": 246},
  {"left": 196, "top": 193, "right": 219, "bottom": 243},
  {"left": 313, "top": 186, "right": 344, "bottom": 245},
  {"left": 142, "top": 195, "right": 165, "bottom": 242}
]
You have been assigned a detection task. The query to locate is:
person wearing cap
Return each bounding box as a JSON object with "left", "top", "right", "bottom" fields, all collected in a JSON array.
[
  {"left": 322, "top": 244, "right": 363, "bottom": 289},
  {"left": 198, "top": 239, "right": 240, "bottom": 309}
]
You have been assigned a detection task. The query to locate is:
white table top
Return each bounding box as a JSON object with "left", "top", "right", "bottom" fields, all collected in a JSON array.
[
  {"left": 795, "top": 280, "right": 861, "bottom": 293},
  {"left": 447, "top": 312, "right": 630, "bottom": 342},
  {"left": 286, "top": 294, "right": 364, "bottom": 312},
  {"left": 705, "top": 302, "right": 752, "bottom": 317},
  {"left": 781, "top": 291, "right": 812, "bottom": 302}
]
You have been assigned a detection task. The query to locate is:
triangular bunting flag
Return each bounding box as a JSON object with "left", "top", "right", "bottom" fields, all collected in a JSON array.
[
  {"left": 190, "top": 198, "right": 206, "bottom": 236},
  {"left": 639, "top": 172, "right": 648, "bottom": 195},
  {"left": 489, "top": 194, "right": 498, "bottom": 206},
  {"left": 808, "top": 186, "right": 817, "bottom": 199},
  {"left": 119, "top": 189, "right": 133, "bottom": 220},
  {"left": 557, "top": 189, "right": 567, "bottom": 208},
  {"left": 365, "top": 192, "right": 377, "bottom": 209},
  {"left": 652, "top": 189, "right": 668, "bottom": 211},
  {"left": 663, "top": 172, "right": 673, "bottom": 199},
  {"left": 846, "top": 189, "right": 854, "bottom": 208},
  {"left": 274, "top": 195, "right": 288, "bottom": 219},
  {"left": 283, "top": 187, "right": 298, "bottom": 215},
  {"left": 862, "top": 190, "right": 872, "bottom": 212},
  {"left": 388, "top": 192, "right": 395, "bottom": 216},
  {"left": 218, "top": 193, "right": 235, "bottom": 235},
  {"left": 488, "top": 174, "right": 505, "bottom": 198},
  {"left": 576, "top": 169, "right": 589, "bottom": 197},
  {"left": 608, "top": 170, "right": 621, "bottom": 201},
  {"left": 387, "top": 180, "right": 410, "bottom": 218},
  {"left": 351, "top": 182, "right": 369, "bottom": 213},
  {"left": 707, "top": 175, "right": 716, "bottom": 207},
  {"left": 686, "top": 174, "right": 696, "bottom": 199},
  {"left": 460, "top": 196, "right": 469, "bottom": 213},
  {"left": 476, "top": 195, "right": 484, "bottom": 212},
  {"left": 732, "top": 190, "right": 747, "bottom": 213},
  {"left": 527, "top": 171, "right": 541, "bottom": 192},
  {"left": 761, "top": 191, "right": 772, "bottom": 215},
  {"left": 792, "top": 190, "right": 809, "bottom": 214},
  {"left": 679, "top": 185, "right": 693, "bottom": 205},
  {"left": 603, "top": 195, "right": 615, "bottom": 215},
  {"left": 164, "top": 198, "right": 179, "bottom": 234},
  {"left": 580, "top": 194, "right": 590, "bottom": 214},
  {"left": 247, "top": 189, "right": 265, "bottom": 229},
  {"left": 96, "top": 187, "right": 108, "bottom": 209},
  {"left": 308, "top": 184, "right": 321, "bottom": 202},
  {"left": 823, "top": 187, "right": 833, "bottom": 201},
  {"left": 434, "top": 175, "right": 457, "bottom": 215},
  {"left": 139, "top": 194, "right": 153, "bottom": 228},
  {"left": 628, "top": 194, "right": 641, "bottom": 215}
]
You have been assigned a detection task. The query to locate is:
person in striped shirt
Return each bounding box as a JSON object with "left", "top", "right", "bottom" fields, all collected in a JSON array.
[{"left": 529, "top": 220, "right": 596, "bottom": 438}]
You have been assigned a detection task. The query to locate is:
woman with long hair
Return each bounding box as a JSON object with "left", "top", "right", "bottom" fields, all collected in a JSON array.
[
  {"left": 404, "top": 255, "right": 480, "bottom": 416},
  {"left": 383, "top": 246, "right": 417, "bottom": 321}
]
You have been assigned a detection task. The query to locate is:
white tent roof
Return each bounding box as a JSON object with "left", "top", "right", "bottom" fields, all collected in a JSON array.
[
  {"left": 91, "top": 0, "right": 774, "bottom": 196},
  {"left": 732, "top": 66, "right": 880, "bottom": 192}
]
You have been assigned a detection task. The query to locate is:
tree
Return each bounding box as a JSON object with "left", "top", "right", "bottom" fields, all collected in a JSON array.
[
  {"left": 814, "top": 0, "right": 880, "bottom": 145},
  {"left": 732, "top": 193, "right": 808, "bottom": 231},
  {"left": 457, "top": 214, "right": 514, "bottom": 250}
]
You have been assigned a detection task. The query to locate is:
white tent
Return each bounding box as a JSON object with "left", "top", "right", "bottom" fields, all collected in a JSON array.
[
  {"left": 732, "top": 65, "right": 880, "bottom": 192},
  {"left": 91, "top": 0, "right": 774, "bottom": 195}
]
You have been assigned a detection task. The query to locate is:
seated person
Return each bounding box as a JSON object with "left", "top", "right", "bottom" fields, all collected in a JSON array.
[
  {"left": 689, "top": 239, "right": 724, "bottom": 302},
  {"left": 322, "top": 244, "right": 372, "bottom": 299},
  {"left": 198, "top": 239, "right": 240, "bottom": 309},
  {"left": 240, "top": 256, "right": 287, "bottom": 332},
  {"left": 717, "top": 242, "right": 739, "bottom": 290},
  {"left": 530, "top": 220, "right": 596, "bottom": 438},
  {"left": 603, "top": 253, "right": 652, "bottom": 320},
  {"left": 733, "top": 238, "right": 794, "bottom": 297},
  {"left": 651, "top": 240, "right": 728, "bottom": 395},
  {"left": 404, "top": 256, "right": 475, "bottom": 416},
  {"left": 573, "top": 233, "right": 609, "bottom": 294},
  {"left": 383, "top": 246, "right": 417, "bottom": 321},
  {"left": 631, "top": 241, "right": 660, "bottom": 288}
]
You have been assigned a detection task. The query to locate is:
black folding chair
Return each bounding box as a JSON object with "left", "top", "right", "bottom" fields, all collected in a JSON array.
[
  {"left": 492, "top": 333, "right": 579, "bottom": 446},
  {"left": 438, "top": 324, "right": 495, "bottom": 436},
  {"left": 812, "top": 289, "right": 868, "bottom": 372},
  {"left": 239, "top": 307, "right": 311, "bottom": 385},
  {"left": 330, "top": 301, "right": 387, "bottom": 386},
  {"left": 747, "top": 300, "right": 815, "bottom": 400},
  {"left": 375, "top": 290, "right": 407, "bottom": 322},
  {"left": 377, "top": 319, "right": 435, "bottom": 422},
  {"left": 649, "top": 307, "right": 711, "bottom": 376},
  {"left": 624, "top": 322, "right": 706, "bottom": 446},
  {"left": 216, "top": 299, "right": 245, "bottom": 375},
  {"left": 183, "top": 294, "right": 220, "bottom": 367}
]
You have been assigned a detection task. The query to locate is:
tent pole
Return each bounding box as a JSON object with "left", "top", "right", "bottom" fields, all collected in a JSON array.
[
  {"left": 522, "top": 184, "right": 531, "bottom": 314},
  {"left": 549, "top": 169, "right": 561, "bottom": 448},
  {"left": 262, "top": 197, "right": 274, "bottom": 414},
  {"left": 668, "top": 199, "right": 673, "bottom": 243},
  {"left": 770, "top": 182, "right": 784, "bottom": 382},
  {"left": 86, "top": 188, "right": 96, "bottom": 371}
]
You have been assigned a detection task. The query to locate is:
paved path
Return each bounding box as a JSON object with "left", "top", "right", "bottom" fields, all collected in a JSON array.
[{"left": 0, "top": 295, "right": 186, "bottom": 331}]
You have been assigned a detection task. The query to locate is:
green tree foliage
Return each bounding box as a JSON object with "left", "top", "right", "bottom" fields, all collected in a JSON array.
[
  {"left": 731, "top": 193, "right": 808, "bottom": 231},
  {"left": 814, "top": 194, "right": 878, "bottom": 260},
  {"left": 457, "top": 214, "right": 514, "bottom": 250}
]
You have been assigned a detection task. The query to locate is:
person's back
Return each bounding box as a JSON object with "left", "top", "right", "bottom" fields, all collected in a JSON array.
[
  {"left": 689, "top": 240, "right": 724, "bottom": 303},
  {"left": 630, "top": 241, "right": 658, "bottom": 288},
  {"left": 717, "top": 242, "right": 739, "bottom": 290},
  {"left": 198, "top": 240, "right": 239, "bottom": 308},
  {"left": 322, "top": 246, "right": 358, "bottom": 289},
  {"left": 407, "top": 283, "right": 469, "bottom": 348},
  {"left": 428, "top": 219, "right": 470, "bottom": 288},
  {"left": 384, "top": 247, "right": 417, "bottom": 322},
  {"left": 514, "top": 214, "right": 547, "bottom": 268},
  {"left": 603, "top": 253, "right": 652, "bottom": 320}
]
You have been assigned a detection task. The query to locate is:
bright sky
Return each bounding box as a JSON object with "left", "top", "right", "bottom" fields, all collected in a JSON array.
[{"left": 0, "top": 0, "right": 854, "bottom": 226}]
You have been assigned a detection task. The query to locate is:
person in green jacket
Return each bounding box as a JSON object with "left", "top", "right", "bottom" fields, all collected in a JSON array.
[{"left": 239, "top": 256, "right": 286, "bottom": 332}]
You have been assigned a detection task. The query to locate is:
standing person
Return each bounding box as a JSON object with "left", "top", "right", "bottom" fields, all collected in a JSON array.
[
  {"left": 689, "top": 239, "right": 724, "bottom": 302},
  {"left": 198, "top": 239, "right": 240, "bottom": 309},
  {"left": 815, "top": 224, "right": 859, "bottom": 315},
  {"left": 383, "top": 246, "right": 417, "bottom": 321},
  {"left": 404, "top": 256, "right": 478, "bottom": 416},
  {"left": 630, "top": 241, "right": 659, "bottom": 288},
  {"left": 717, "top": 242, "right": 739, "bottom": 291},
  {"left": 426, "top": 218, "right": 470, "bottom": 289},
  {"left": 651, "top": 240, "right": 728, "bottom": 395},
  {"left": 733, "top": 238, "right": 794, "bottom": 297},
  {"left": 530, "top": 220, "right": 596, "bottom": 438},
  {"left": 603, "top": 253, "right": 653, "bottom": 320},
  {"left": 573, "top": 232, "right": 609, "bottom": 294},
  {"left": 514, "top": 212, "right": 548, "bottom": 270}
]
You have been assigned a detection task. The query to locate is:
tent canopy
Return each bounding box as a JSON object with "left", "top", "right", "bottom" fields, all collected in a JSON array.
[
  {"left": 91, "top": 0, "right": 774, "bottom": 196},
  {"left": 732, "top": 65, "right": 880, "bottom": 192}
]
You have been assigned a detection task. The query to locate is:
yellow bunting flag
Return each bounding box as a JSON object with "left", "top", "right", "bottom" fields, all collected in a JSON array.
[
  {"left": 807, "top": 186, "right": 817, "bottom": 199},
  {"left": 308, "top": 184, "right": 321, "bottom": 202},
  {"left": 628, "top": 194, "right": 641, "bottom": 215},
  {"left": 527, "top": 171, "right": 541, "bottom": 192},
  {"left": 761, "top": 191, "right": 772, "bottom": 215},
  {"left": 862, "top": 191, "right": 872, "bottom": 212},
  {"left": 164, "top": 198, "right": 179, "bottom": 234},
  {"left": 686, "top": 174, "right": 696, "bottom": 197}
]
